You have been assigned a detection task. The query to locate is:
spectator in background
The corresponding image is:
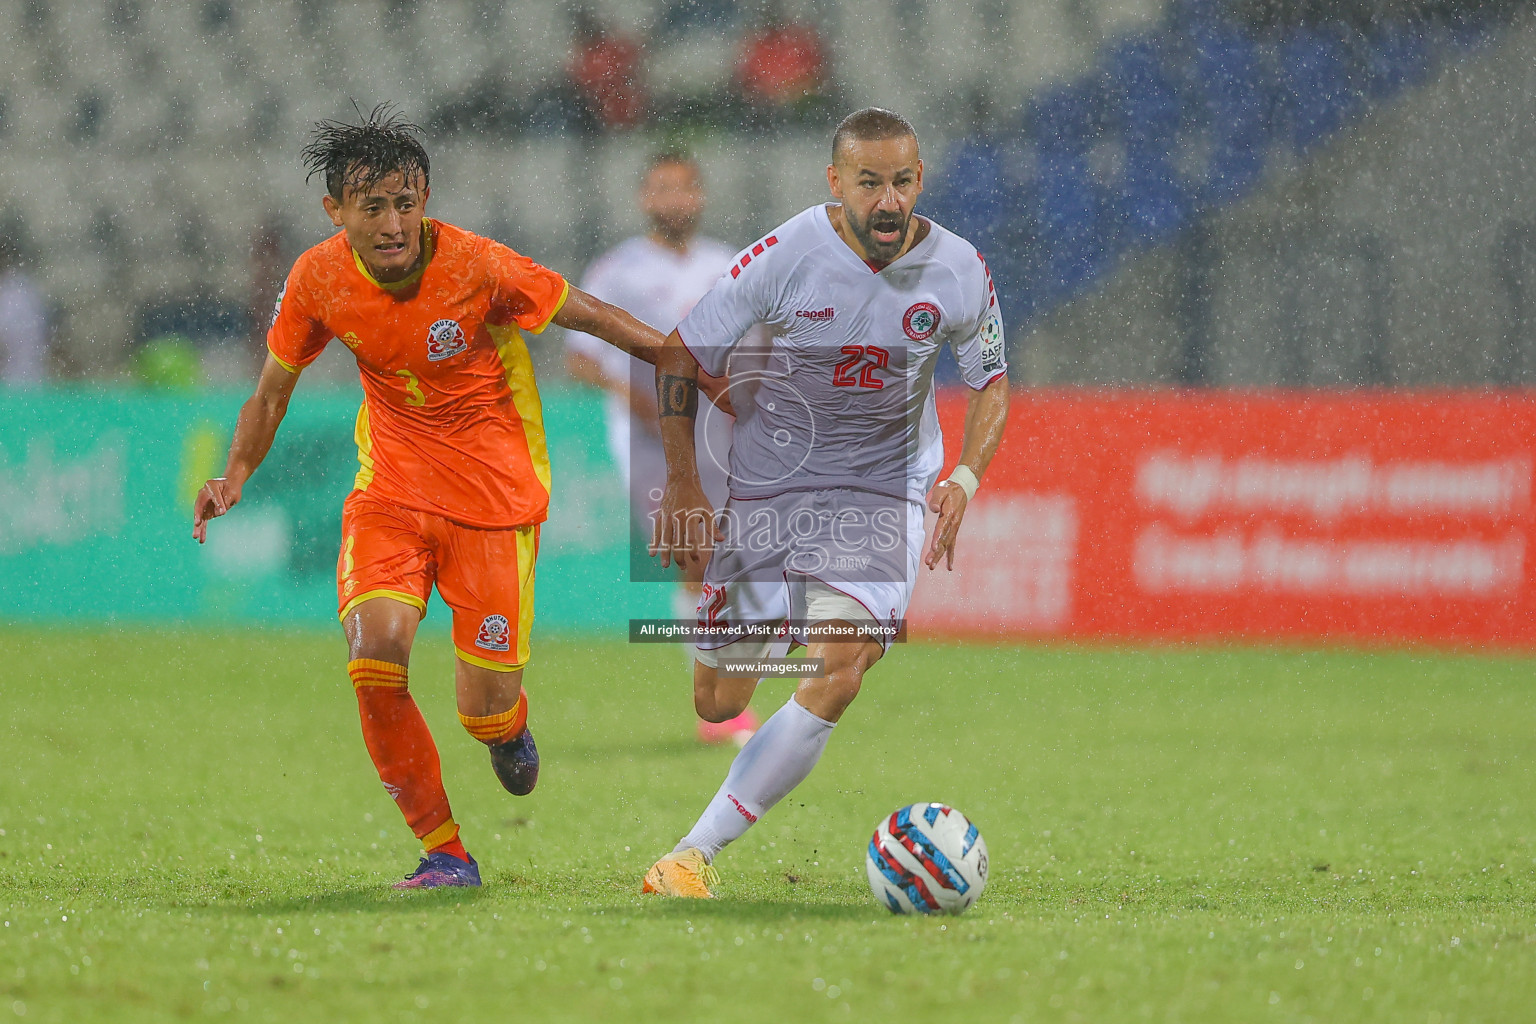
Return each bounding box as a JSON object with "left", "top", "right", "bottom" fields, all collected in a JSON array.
[
  {"left": 0, "top": 237, "right": 48, "bottom": 383},
  {"left": 563, "top": 152, "right": 760, "bottom": 747},
  {"left": 735, "top": 0, "right": 830, "bottom": 127},
  {"left": 568, "top": 7, "right": 646, "bottom": 131},
  {"left": 653, "top": 0, "right": 738, "bottom": 41}
]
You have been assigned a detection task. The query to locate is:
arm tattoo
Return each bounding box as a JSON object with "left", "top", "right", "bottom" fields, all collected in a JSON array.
[{"left": 657, "top": 373, "right": 699, "bottom": 418}]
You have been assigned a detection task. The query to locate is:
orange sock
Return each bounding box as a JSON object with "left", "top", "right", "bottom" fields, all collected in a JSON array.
[
  {"left": 348, "top": 659, "right": 460, "bottom": 852},
  {"left": 432, "top": 836, "right": 470, "bottom": 862},
  {"left": 458, "top": 690, "right": 528, "bottom": 746}
]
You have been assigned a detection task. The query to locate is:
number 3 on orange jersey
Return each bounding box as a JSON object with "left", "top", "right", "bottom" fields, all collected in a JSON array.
[{"left": 395, "top": 368, "right": 426, "bottom": 407}]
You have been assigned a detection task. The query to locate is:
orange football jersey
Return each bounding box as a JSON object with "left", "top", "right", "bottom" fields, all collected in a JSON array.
[{"left": 268, "top": 219, "right": 569, "bottom": 528}]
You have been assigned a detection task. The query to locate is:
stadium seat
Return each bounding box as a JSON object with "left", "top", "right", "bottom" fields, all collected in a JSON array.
[
  {"left": 1034, "top": 149, "right": 1108, "bottom": 299},
  {"left": 592, "top": 135, "right": 655, "bottom": 242},
  {"left": 1188, "top": 23, "right": 1271, "bottom": 202},
  {"left": 1090, "top": 0, "right": 1165, "bottom": 39},
  {"left": 1028, "top": 82, "right": 1101, "bottom": 157},
  {"left": 646, "top": 28, "right": 736, "bottom": 120},
  {"left": 763, "top": 132, "right": 830, "bottom": 231},
  {"left": 691, "top": 140, "right": 758, "bottom": 248},
  {"left": 998, "top": 0, "right": 1091, "bottom": 91},
  {"left": 1120, "top": 142, "right": 1188, "bottom": 245},
  {"left": 1361, "top": 19, "right": 1434, "bottom": 98},
  {"left": 1190, "top": 24, "right": 1268, "bottom": 141},
  {"left": 1104, "top": 38, "right": 1180, "bottom": 146},
  {"left": 1279, "top": 28, "right": 1363, "bottom": 155}
]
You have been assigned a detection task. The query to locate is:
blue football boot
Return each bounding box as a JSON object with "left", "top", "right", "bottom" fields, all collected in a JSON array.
[
  {"left": 489, "top": 727, "right": 539, "bottom": 796},
  {"left": 393, "top": 850, "right": 481, "bottom": 889}
]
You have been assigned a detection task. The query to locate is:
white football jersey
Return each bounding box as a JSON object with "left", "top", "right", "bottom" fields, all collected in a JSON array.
[
  {"left": 564, "top": 235, "right": 737, "bottom": 498},
  {"left": 677, "top": 204, "right": 1007, "bottom": 505}
]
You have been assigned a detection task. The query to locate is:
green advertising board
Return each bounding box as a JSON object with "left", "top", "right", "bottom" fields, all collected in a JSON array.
[{"left": 0, "top": 386, "right": 669, "bottom": 632}]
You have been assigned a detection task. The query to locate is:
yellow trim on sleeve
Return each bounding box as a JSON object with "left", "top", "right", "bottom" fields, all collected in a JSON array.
[
  {"left": 488, "top": 325, "right": 552, "bottom": 497},
  {"left": 527, "top": 279, "right": 569, "bottom": 335},
  {"left": 352, "top": 218, "right": 435, "bottom": 292},
  {"left": 455, "top": 647, "right": 527, "bottom": 673},
  {"left": 339, "top": 588, "right": 428, "bottom": 622},
  {"left": 267, "top": 347, "right": 301, "bottom": 374}
]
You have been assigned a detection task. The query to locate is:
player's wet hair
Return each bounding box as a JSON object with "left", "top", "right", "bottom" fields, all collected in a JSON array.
[
  {"left": 831, "top": 108, "right": 919, "bottom": 164},
  {"left": 301, "top": 102, "right": 430, "bottom": 202}
]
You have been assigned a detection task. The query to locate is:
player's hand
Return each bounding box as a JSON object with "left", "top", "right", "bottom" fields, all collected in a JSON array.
[
  {"left": 192, "top": 477, "right": 242, "bottom": 544},
  {"left": 651, "top": 476, "right": 720, "bottom": 570},
  {"left": 924, "top": 481, "right": 969, "bottom": 571}
]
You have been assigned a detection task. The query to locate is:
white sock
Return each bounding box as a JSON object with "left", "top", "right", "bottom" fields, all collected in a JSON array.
[{"left": 675, "top": 697, "right": 835, "bottom": 861}]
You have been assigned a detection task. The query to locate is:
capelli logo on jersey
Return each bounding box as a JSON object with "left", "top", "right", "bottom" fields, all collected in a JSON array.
[
  {"left": 795, "top": 307, "right": 835, "bottom": 320},
  {"left": 426, "top": 318, "right": 468, "bottom": 361}
]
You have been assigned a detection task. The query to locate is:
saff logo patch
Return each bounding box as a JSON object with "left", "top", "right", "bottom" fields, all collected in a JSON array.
[
  {"left": 979, "top": 308, "right": 1005, "bottom": 373},
  {"left": 902, "top": 302, "right": 941, "bottom": 341},
  {"left": 475, "top": 614, "right": 511, "bottom": 652},
  {"left": 269, "top": 281, "right": 287, "bottom": 329},
  {"left": 426, "top": 318, "right": 467, "bottom": 361}
]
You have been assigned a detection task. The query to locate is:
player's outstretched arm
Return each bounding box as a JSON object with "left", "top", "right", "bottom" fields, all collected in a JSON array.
[
  {"left": 652, "top": 330, "right": 718, "bottom": 569},
  {"left": 555, "top": 288, "right": 732, "bottom": 413},
  {"left": 191, "top": 354, "right": 300, "bottom": 544},
  {"left": 553, "top": 287, "right": 666, "bottom": 366},
  {"left": 925, "top": 373, "right": 1011, "bottom": 570}
]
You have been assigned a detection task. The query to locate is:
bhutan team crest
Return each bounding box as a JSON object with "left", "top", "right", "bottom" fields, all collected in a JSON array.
[
  {"left": 475, "top": 614, "right": 511, "bottom": 652},
  {"left": 426, "top": 318, "right": 468, "bottom": 361},
  {"left": 473, "top": 614, "right": 509, "bottom": 654},
  {"left": 902, "top": 302, "right": 941, "bottom": 341}
]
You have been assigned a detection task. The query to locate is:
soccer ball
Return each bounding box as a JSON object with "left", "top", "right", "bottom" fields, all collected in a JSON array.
[{"left": 865, "top": 803, "right": 988, "bottom": 915}]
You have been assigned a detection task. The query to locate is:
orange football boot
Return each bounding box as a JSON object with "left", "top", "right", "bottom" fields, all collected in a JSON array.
[{"left": 641, "top": 848, "right": 720, "bottom": 898}]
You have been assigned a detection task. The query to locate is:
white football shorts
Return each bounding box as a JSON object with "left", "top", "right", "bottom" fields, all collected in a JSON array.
[{"left": 692, "top": 488, "right": 925, "bottom": 666}]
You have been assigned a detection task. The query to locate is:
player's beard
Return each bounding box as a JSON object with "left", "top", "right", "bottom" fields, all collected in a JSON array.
[
  {"left": 650, "top": 209, "right": 700, "bottom": 248},
  {"left": 846, "top": 205, "right": 912, "bottom": 265}
]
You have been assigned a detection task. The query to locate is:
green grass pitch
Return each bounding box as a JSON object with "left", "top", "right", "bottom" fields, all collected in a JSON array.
[{"left": 2, "top": 628, "right": 1534, "bottom": 1023}]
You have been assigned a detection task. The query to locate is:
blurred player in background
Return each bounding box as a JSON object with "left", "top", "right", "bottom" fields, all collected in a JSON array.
[
  {"left": 642, "top": 108, "right": 1011, "bottom": 897},
  {"left": 191, "top": 106, "right": 672, "bottom": 889},
  {"left": 564, "top": 151, "right": 759, "bottom": 746}
]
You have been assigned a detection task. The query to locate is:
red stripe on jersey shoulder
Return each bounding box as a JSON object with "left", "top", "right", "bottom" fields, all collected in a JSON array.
[
  {"left": 977, "top": 250, "right": 997, "bottom": 305},
  {"left": 730, "top": 235, "right": 779, "bottom": 280}
]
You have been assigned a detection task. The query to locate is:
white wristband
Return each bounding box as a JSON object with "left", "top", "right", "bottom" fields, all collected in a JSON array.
[{"left": 944, "top": 464, "right": 979, "bottom": 502}]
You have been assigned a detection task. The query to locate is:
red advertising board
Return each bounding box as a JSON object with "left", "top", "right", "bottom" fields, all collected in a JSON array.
[{"left": 908, "top": 390, "right": 1536, "bottom": 648}]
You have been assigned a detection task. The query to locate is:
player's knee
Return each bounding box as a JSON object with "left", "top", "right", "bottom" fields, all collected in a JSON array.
[
  {"left": 693, "top": 665, "right": 755, "bottom": 722},
  {"left": 344, "top": 608, "right": 416, "bottom": 665},
  {"left": 693, "top": 678, "right": 743, "bottom": 723},
  {"left": 459, "top": 690, "right": 528, "bottom": 746}
]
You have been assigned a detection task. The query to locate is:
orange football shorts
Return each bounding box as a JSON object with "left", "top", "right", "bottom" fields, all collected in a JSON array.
[{"left": 336, "top": 490, "right": 538, "bottom": 671}]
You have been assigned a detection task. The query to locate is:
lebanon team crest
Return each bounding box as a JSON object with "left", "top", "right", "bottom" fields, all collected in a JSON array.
[
  {"left": 475, "top": 614, "right": 511, "bottom": 652},
  {"left": 902, "top": 302, "right": 941, "bottom": 341},
  {"left": 426, "top": 318, "right": 468, "bottom": 361}
]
